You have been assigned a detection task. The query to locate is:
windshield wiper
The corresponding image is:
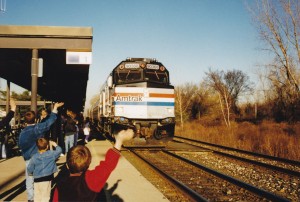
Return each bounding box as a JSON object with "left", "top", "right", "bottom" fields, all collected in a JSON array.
[
  {"left": 155, "top": 71, "right": 159, "bottom": 80},
  {"left": 126, "top": 70, "right": 131, "bottom": 80}
]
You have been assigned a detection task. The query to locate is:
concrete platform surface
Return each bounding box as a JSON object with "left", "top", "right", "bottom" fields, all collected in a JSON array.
[{"left": 0, "top": 139, "right": 169, "bottom": 202}]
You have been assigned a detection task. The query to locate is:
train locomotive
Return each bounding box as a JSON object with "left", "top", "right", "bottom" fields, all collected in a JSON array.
[{"left": 89, "top": 58, "right": 175, "bottom": 145}]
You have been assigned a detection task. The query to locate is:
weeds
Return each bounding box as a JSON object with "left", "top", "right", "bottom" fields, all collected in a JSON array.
[{"left": 175, "top": 121, "right": 300, "bottom": 161}]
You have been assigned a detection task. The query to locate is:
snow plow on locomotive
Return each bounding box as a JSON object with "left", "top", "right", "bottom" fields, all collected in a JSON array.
[{"left": 89, "top": 58, "right": 175, "bottom": 146}]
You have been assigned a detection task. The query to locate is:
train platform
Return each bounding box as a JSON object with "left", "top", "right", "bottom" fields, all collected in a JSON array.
[{"left": 0, "top": 139, "right": 169, "bottom": 202}]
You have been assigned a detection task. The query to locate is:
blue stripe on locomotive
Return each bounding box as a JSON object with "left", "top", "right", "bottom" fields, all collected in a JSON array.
[{"left": 113, "top": 101, "right": 174, "bottom": 106}]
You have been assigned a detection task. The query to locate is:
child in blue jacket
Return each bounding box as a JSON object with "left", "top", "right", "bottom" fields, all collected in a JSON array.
[{"left": 27, "top": 138, "right": 62, "bottom": 202}]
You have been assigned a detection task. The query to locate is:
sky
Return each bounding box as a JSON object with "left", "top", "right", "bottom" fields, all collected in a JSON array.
[{"left": 0, "top": 0, "right": 270, "bottom": 112}]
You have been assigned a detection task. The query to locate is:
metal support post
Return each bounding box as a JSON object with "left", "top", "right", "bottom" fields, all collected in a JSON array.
[
  {"left": 31, "top": 49, "right": 38, "bottom": 114},
  {"left": 6, "top": 80, "right": 10, "bottom": 113}
]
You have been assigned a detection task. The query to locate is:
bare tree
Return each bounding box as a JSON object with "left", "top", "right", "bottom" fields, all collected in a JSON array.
[
  {"left": 175, "top": 83, "right": 197, "bottom": 130},
  {"left": 250, "top": 0, "right": 300, "bottom": 92},
  {"left": 248, "top": 0, "right": 300, "bottom": 121},
  {"left": 191, "top": 82, "right": 213, "bottom": 120},
  {"left": 224, "top": 69, "right": 253, "bottom": 114},
  {"left": 206, "top": 69, "right": 232, "bottom": 127},
  {"left": 206, "top": 69, "right": 253, "bottom": 126}
]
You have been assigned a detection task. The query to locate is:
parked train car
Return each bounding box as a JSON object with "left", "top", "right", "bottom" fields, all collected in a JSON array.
[{"left": 89, "top": 58, "right": 175, "bottom": 145}]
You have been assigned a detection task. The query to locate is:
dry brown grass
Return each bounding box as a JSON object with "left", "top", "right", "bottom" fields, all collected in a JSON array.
[{"left": 175, "top": 120, "right": 300, "bottom": 161}]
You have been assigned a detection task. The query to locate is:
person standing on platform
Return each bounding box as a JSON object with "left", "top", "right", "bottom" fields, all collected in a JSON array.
[
  {"left": 64, "top": 109, "right": 77, "bottom": 153},
  {"left": 38, "top": 107, "right": 62, "bottom": 151},
  {"left": 27, "top": 138, "right": 62, "bottom": 202},
  {"left": 52, "top": 127, "right": 134, "bottom": 202},
  {"left": 37, "top": 108, "right": 50, "bottom": 123},
  {"left": 19, "top": 102, "right": 64, "bottom": 202},
  {"left": 76, "top": 112, "right": 84, "bottom": 144},
  {"left": 83, "top": 117, "right": 91, "bottom": 144},
  {"left": 58, "top": 113, "right": 67, "bottom": 155},
  {"left": 0, "top": 98, "right": 16, "bottom": 159},
  {"left": 36, "top": 108, "right": 51, "bottom": 140}
]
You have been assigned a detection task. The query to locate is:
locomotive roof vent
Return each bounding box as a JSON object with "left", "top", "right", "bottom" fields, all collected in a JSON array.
[{"left": 126, "top": 57, "right": 157, "bottom": 63}]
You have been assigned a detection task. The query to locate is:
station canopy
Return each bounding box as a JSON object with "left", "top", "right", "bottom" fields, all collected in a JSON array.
[{"left": 0, "top": 25, "right": 93, "bottom": 113}]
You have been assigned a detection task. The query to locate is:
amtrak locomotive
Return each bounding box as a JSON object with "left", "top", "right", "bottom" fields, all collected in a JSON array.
[{"left": 89, "top": 58, "right": 175, "bottom": 145}]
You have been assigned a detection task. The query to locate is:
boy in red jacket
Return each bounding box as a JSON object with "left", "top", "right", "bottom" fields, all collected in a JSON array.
[{"left": 52, "top": 128, "right": 134, "bottom": 201}]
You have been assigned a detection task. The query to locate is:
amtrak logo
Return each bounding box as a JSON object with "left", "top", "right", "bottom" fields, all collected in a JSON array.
[{"left": 115, "top": 94, "right": 143, "bottom": 102}]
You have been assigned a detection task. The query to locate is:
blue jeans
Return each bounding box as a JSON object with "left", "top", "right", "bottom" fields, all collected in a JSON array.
[
  {"left": 65, "top": 134, "right": 75, "bottom": 154},
  {"left": 25, "top": 160, "right": 34, "bottom": 201},
  {"left": 1, "top": 143, "right": 6, "bottom": 158},
  {"left": 74, "top": 132, "right": 78, "bottom": 146}
]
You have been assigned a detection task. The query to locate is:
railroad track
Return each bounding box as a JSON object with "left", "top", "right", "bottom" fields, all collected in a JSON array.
[
  {"left": 173, "top": 136, "right": 300, "bottom": 176},
  {"left": 171, "top": 136, "right": 300, "bottom": 201},
  {"left": 128, "top": 149, "right": 289, "bottom": 202}
]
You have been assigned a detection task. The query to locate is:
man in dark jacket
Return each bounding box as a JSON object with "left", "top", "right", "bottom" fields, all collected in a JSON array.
[
  {"left": 64, "top": 109, "right": 78, "bottom": 154},
  {"left": 0, "top": 98, "right": 16, "bottom": 159},
  {"left": 0, "top": 98, "right": 16, "bottom": 129},
  {"left": 19, "top": 102, "right": 64, "bottom": 202}
]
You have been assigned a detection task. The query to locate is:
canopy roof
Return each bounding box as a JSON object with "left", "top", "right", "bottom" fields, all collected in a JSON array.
[{"left": 0, "top": 25, "right": 93, "bottom": 113}]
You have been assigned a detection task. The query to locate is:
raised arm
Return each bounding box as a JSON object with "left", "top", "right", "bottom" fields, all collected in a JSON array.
[
  {"left": 35, "top": 102, "right": 64, "bottom": 134},
  {"left": 114, "top": 129, "right": 134, "bottom": 150},
  {"left": 52, "top": 102, "right": 64, "bottom": 113},
  {"left": 0, "top": 98, "right": 16, "bottom": 129}
]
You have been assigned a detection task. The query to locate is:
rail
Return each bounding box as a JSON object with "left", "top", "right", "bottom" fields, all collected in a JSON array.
[{"left": 129, "top": 148, "right": 289, "bottom": 201}]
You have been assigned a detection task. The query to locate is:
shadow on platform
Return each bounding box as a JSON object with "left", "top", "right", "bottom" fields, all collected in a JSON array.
[{"left": 0, "top": 180, "right": 26, "bottom": 201}]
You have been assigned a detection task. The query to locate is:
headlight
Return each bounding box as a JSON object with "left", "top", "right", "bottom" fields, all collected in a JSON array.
[
  {"left": 140, "top": 63, "right": 146, "bottom": 68},
  {"left": 161, "top": 117, "right": 175, "bottom": 124},
  {"left": 114, "top": 117, "right": 129, "bottom": 124}
]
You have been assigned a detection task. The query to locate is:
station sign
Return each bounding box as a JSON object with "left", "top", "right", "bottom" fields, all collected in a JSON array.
[{"left": 66, "top": 51, "right": 92, "bottom": 65}]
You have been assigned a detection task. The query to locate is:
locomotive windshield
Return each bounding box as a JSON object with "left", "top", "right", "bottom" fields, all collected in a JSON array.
[
  {"left": 115, "top": 69, "right": 143, "bottom": 83},
  {"left": 145, "top": 69, "right": 168, "bottom": 83},
  {"left": 114, "top": 61, "right": 169, "bottom": 85}
]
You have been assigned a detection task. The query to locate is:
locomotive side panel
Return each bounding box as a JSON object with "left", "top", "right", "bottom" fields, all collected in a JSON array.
[{"left": 113, "top": 87, "right": 174, "bottom": 119}]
